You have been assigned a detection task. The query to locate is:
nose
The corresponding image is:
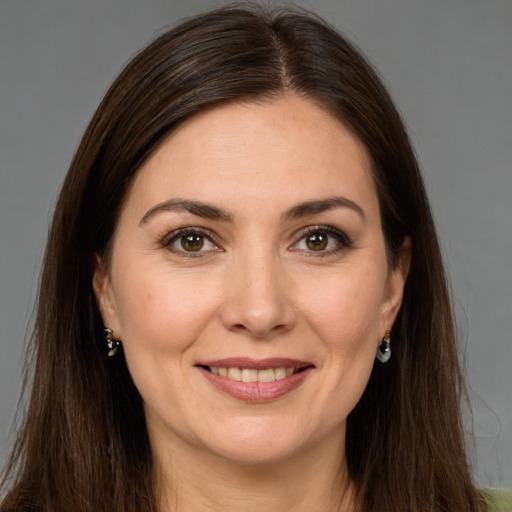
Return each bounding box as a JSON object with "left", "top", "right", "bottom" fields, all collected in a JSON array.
[{"left": 220, "top": 252, "right": 296, "bottom": 340}]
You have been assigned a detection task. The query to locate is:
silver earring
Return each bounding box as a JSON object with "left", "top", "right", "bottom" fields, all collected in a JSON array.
[
  {"left": 105, "top": 328, "right": 121, "bottom": 357},
  {"left": 376, "top": 331, "right": 391, "bottom": 363}
]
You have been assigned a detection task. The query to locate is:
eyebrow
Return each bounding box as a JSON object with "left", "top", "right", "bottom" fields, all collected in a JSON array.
[
  {"left": 139, "top": 195, "right": 366, "bottom": 226},
  {"left": 283, "top": 196, "right": 366, "bottom": 223},
  {"left": 139, "top": 199, "right": 233, "bottom": 225}
]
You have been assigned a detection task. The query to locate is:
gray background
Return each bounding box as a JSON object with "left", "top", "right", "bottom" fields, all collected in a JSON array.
[{"left": 1, "top": 0, "right": 511, "bottom": 487}]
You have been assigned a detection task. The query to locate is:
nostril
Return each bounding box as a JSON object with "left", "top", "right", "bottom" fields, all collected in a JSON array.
[{"left": 219, "top": 292, "right": 297, "bottom": 339}]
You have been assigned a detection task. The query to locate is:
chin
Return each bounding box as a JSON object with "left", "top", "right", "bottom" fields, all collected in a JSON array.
[{"left": 195, "top": 416, "right": 342, "bottom": 467}]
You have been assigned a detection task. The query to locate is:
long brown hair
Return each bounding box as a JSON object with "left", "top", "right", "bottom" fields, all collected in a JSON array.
[{"left": 1, "top": 5, "right": 484, "bottom": 511}]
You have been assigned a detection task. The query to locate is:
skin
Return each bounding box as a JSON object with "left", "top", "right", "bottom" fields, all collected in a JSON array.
[{"left": 93, "top": 95, "right": 410, "bottom": 511}]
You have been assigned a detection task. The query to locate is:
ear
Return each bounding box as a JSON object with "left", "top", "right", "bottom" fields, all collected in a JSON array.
[
  {"left": 379, "top": 237, "right": 412, "bottom": 334},
  {"left": 92, "top": 253, "right": 122, "bottom": 336}
]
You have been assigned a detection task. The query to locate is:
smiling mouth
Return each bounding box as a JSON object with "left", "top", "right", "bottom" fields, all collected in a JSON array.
[
  {"left": 198, "top": 357, "right": 314, "bottom": 383},
  {"left": 197, "top": 359, "right": 314, "bottom": 401},
  {"left": 202, "top": 366, "right": 307, "bottom": 382}
]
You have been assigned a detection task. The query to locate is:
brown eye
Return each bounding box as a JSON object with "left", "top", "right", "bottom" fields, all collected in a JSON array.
[
  {"left": 291, "top": 226, "right": 352, "bottom": 256},
  {"left": 165, "top": 228, "right": 219, "bottom": 256},
  {"left": 305, "top": 232, "right": 328, "bottom": 251},
  {"left": 181, "top": 234, "right": 204, "bottom": 251}
]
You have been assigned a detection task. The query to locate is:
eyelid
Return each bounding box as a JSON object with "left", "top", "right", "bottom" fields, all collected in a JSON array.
[
  {"left": 161, "top": 226, "right": 223, "bottom": 255},
  {"left": 159, "top": 224, "right": 352, "bottom": 257},
  {"left": 290, "top": 225, "right": 353, "bottom": 254}
]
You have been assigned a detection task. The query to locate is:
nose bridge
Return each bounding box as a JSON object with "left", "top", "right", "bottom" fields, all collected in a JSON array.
[{"left": 220, "top": 241, "right": 295, "bottom": 338}]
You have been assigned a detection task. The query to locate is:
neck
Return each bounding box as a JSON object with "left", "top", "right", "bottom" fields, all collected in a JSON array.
[{"left": 153, "top": 429, "right": 357, "bottom": 512}]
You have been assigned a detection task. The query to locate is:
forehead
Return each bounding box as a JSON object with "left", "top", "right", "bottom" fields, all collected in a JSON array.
[{"left": 123, "top": 95, "right": 377, "bottom": 220}]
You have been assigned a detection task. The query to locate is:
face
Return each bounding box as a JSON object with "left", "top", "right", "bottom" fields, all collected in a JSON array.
[{"left": 94, "top": 96, "right": 408, "bottom": 466}]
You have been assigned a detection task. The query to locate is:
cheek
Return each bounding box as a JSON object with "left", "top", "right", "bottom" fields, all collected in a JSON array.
[
  {"left": 110, "top": 267, "right": 224, "bottom": 423},
  {"left": 287, "top": 268, "right": 383, "bottom": 437},
  {"left": 113, "top": 265, "right": 221, "bottom": 355},
  {"left": 299, "top": 266, "right": 385, "bottom": 352}
]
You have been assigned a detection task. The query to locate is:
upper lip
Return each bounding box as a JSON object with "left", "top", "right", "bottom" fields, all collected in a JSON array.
[{"left": 196, "top": 357, "right": 314, "bottom": 370}]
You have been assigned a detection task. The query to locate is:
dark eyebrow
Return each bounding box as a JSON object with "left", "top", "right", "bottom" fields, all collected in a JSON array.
[
  {"left": 283, "top": 196, "right": 366, "bottom": 222},
  {"left": 139, "top": 199, "right": 233, "bottom": 225}
]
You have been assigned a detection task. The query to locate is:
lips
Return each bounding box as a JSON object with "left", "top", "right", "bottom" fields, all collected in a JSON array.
[{"left": 196, "top": 358, "right": 314, "bottom": 402}]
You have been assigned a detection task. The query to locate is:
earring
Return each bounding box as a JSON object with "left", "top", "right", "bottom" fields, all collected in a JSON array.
[
  {"left": 376, "top": 331, "right": 391, "bottom": 363},
  {"left": 104, "top": 328, "right": 121, "bottom": 357}
]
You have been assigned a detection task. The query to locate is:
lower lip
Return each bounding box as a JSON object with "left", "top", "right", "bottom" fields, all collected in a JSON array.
[{"left": 198, "top": 367, "right": 312, "bottom": 403}]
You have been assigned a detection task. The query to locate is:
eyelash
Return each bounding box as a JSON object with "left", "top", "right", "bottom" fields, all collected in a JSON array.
[
  {"left": 161, "top": 225, "right": 353, "bottom": 258},
  {"left": 291, "top": 225, "right": 353, "bottom": 257},
  {"left": 161, "top": 227, "right": 221, "bottom": 258}
]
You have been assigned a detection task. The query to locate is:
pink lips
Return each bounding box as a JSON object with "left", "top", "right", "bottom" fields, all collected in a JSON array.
[{"left": 196, "top": 358, "right": 314, "bottom": 403}]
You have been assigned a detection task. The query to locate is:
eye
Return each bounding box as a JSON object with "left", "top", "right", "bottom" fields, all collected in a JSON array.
[
  {"left": 304, "top": 232, "right": 329, "bottom": 251},
  {"left": 164, "top": 228, "right": 219, "bottom": 255},
  {"left": 179, "top": 233, "right": 206, "bottom": 252},
  {"left": 292, "top": 226, "right": 351, "bottom": 255}
]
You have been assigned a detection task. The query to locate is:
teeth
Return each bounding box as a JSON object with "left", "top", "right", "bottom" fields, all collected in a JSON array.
[
  {"left": 208, "top": 366, "right": 296, "bottom": 382},
  {"left": 241, "top": 369, "right": 258, "bottom": 382},
  {"left": 275, "top": 367, "right": 286, "bottom": 380},
  {"left": 227, "top": 367, "right": 242, "bottom": 381},
  {"left": 257, "top": 368, "right": 275, "bottom": 382}
]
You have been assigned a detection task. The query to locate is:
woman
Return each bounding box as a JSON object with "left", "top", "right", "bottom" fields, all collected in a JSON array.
[{"left": 0, "top": 5, "right": 509, "bottom": 512}]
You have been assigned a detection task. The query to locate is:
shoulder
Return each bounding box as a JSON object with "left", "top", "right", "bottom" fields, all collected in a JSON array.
[{"left": 483, "top": 488, "right": 512, "bottom": 512}]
